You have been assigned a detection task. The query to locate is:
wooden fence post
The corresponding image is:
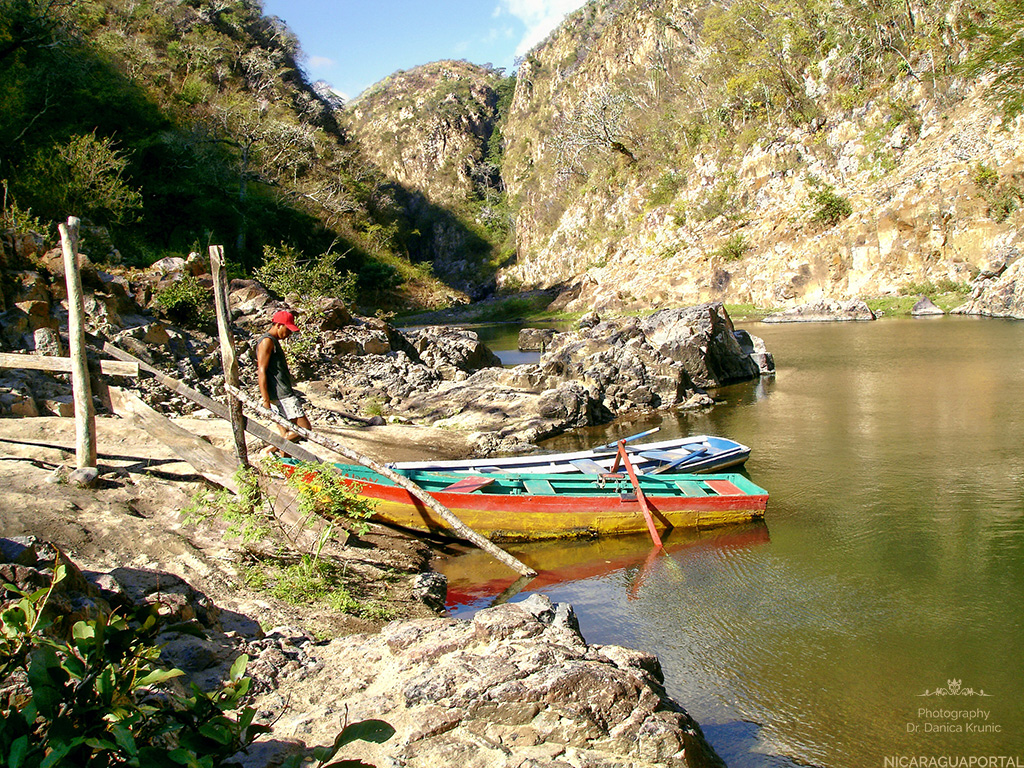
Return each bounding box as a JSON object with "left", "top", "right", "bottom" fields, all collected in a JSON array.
[
  {"left": 209, "top": 245, "right": 248, "bottom": 469},
  {"left": 58, "top": 216, "right": 96, "bottom": 470}
]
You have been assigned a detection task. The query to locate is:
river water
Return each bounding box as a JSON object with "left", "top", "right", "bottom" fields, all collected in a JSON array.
[{"left": 435, "top": 316, "right": 1024, "bottom": 767}]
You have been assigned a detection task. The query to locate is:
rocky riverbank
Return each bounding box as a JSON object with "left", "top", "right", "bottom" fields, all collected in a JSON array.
[
  {"left": 0, "top": 233, "right": 773, "bottom": 456},
  {"left": 0, "top": 416, "right": 725, "bottom": 767}
]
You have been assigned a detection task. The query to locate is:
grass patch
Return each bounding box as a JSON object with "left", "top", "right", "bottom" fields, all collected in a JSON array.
[
  {"left": 473, "top": 294, "right": 554, "bottom": 321},
  {"left": 724, "top": 303, "right": 776, "bottom": 320},
  {"left": 866, "top": 290, "right": 968, "bottom": 316},
  {"left": 241, "top": 554, "right": 396, "bottom": 620}
]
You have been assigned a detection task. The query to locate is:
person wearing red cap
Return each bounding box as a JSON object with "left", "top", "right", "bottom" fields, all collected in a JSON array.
[{"left": 257, "top": 309, "right": 310, "bottom": 456}]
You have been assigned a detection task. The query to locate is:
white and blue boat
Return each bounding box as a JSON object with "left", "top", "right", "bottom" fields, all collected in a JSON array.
[{"left": 389, "top": 431, "right": 751, "bottom": 476}]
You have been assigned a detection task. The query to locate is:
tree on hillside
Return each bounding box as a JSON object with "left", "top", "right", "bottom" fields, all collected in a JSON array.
[
  {"left": 551, "top": 85, "right": 640, "bottom": 178},
  {"left": 966, "top": 0, "right": 1024, "bottom": 118},
  {"left": 27, "top": 132, "right": 143, "bottom": 225}
]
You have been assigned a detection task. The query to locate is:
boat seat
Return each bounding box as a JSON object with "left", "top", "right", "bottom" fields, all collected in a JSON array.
[
  {"left": 636, "top": 449, "right": 686, "bottom": 461},
  {"left": 442, "top": 477, "right": 495, "bottom": 493},
  {"left": 648, "top": 448, "right": 709, "bottom": 475},
  {"left": 522, "top": 478, "right": 557, "bottom": 495},
  {"left": 674, "top": 480, "right": 709, "bottom": 496},
  {"left": 570, "top": 458, "right": 606, "bottom": 474},
  {"left": 704, "top": 479, "right": 744, "bottom": 497}
]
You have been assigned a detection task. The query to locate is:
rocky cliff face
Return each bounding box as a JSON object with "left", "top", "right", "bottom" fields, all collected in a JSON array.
[
  {"left": 345, "top": 61, "right": 508, "bottom": 296},
  {"left": 490, "top": 0, "right": 1024, "bottom": 313}
]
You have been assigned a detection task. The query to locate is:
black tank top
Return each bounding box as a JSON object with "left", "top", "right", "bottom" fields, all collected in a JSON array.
[{"left": 259, "top": 334, "right": 294, "bottom": 400}]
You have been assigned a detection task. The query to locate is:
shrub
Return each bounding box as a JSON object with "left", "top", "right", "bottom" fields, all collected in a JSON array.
[
  {"left": 648, "top": 171, "right": 684, "bottom": 206},
  {"left": 27, "top": 132, "right": 142, "bottom": 226},
  {"left": 714, "top": 233, "right": 751, "bottom": 261},
  {"left": 154, "top": 275, "right": 212, "bottom": 326},
  {"left": 255, "top": 245, "right": 357, "bottom": 304},
  {"left": 284, "top": 460, "right": 377, "bottom": 535},
  {"left": 0, "top": 562, "right": 394, "bottom": 767},
  {"left": 807, "top": 177, "right": 852, "bottom": 226},
  {"left": 0, "top": 562, "right": 266, "bottom": 768},
  {"left": 972, "top": 162, "right": 999, "bottom": 188}
]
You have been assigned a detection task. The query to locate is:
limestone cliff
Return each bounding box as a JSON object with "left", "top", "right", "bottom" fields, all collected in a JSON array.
[
  {"left": 345, "top": 61, "right": 511, "bottom": 297},
  {"left": 340, "top": 0, "right": 1022, "bottom": 316},
  {"left": 493, "top": 0, "right": 1023, "bottom": 313}
]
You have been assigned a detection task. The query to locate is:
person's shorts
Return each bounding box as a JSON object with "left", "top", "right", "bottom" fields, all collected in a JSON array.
[{"left": 270, "top": 395, "right": 306, "bottom": 421}]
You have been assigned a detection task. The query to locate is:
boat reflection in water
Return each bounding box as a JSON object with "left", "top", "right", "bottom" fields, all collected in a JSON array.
[{"left": 440, "top": 522, "right": 771, "bottom": 617}]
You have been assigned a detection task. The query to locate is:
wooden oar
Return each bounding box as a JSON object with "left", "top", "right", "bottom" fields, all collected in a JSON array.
[
  {"left": 593, "top": 427, "right": 660, "bottom": 453},
  {"left": 225, "top": 383, "right": 536, "bottom": 577},
  {"left": 613, "top": 441, "right": 664, "bottom": 549}
]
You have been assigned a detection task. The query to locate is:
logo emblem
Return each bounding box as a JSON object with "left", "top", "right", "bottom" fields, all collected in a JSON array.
[{"left": 918, "top": 679, "right": 991, "bottom": 697}]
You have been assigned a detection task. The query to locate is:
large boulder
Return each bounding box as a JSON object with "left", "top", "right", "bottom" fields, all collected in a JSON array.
[
  {"left": 540, "top": 318, "right": 694, "bottom": 411},
  {"left": 394, "top": 304, "right": 768, "bottom": 449},
  {"left": 911, "top": 295, "right": 944, "bottom": 316},
  {"left": 403, "top": 326, "right": 502, "bottom": 380},
  {"left": 255, "top": 594, "right": 725, "bottom": 768},
  {"left": 762, "top": 299, "right": 876, "bottom": 323},
  {"left": 638, "top": 304, "right": 769, "bottom": 387},
  {"left": 953, "top": 255, "right": 1024, "bottom": 319},
  {"left": 518, "top": 327, "right": 556, "bottom": 351}
]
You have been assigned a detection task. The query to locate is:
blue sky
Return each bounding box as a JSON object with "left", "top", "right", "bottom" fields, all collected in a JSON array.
[{"left": 260, "top": 0, "right": 589, "bottom": 100}]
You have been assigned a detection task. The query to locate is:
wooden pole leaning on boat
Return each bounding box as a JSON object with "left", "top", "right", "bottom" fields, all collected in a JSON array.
[
  {"left": 614, "top": 440, "right": 664, "bottom": 549},
  {"left": 224, "top": 383, "right": 537, "bottom": 578}
]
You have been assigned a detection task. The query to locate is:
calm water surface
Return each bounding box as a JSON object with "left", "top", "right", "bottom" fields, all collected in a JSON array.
[{"left": 435, "top": 317, "right": 1024, "bottom": 767}]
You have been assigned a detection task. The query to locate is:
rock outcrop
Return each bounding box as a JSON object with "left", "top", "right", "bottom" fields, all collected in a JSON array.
[
  {"left": 2, "top": 540, "right": 725, "bottom": 768},
  {"left": 911, "top": 296, "right": 945, "bottom": 316},
  {"left": 953, "top": 255, "right": 1024, "bottom": 319},
  {"left": 762, "top": 299, "right": 876, "bottom": 323},
  {"left": 491, "top": 0, "right": 1023, "bottom": 313},
  {"left": 0, "top": 242, "right": 770, "bottom": 456},
  {"left": 257, "top": 593, "right": 724, "bottom": 768},
  {"left": 399, "top": 303, "right": 770, "bottom": 453}
]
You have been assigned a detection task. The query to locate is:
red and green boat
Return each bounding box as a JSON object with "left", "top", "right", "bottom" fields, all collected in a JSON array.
[{"left": 284, "top": 460, "right": 769, "bottom": 542}]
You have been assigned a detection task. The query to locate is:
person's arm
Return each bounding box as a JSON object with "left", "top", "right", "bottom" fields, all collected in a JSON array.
[{"left": 256, "top": 337, "right": 273, "bottom": 408}]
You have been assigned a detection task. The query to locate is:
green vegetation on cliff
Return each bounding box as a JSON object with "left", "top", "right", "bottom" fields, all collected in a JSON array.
[{"left": 0, "top": 0, "right": 454, "bottom": 308}]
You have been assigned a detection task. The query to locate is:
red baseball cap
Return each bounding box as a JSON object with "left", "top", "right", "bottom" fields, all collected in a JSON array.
[{"left": 272, "top": 310, "right": 299, "bottom": 331}]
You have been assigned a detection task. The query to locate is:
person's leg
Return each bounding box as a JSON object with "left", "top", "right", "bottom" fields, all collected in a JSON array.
[{"left": 278, "top": 397, "right": 309, "bottom": 443}]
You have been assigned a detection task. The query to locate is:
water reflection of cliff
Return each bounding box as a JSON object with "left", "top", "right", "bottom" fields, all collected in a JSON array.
[{"left": 441, "top": 522, "right": 771, "bottom": 615}]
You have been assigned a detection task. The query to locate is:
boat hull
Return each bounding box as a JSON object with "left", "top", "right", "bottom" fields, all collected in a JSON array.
[{"left": 322, "top": 464, "right": 768, "bottom": 542}]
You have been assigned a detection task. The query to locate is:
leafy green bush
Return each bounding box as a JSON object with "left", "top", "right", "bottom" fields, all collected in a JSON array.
[
  {"left": 27, "top": 132, "right": 142, "bottom": 226},
  {"left": 357, "top": 261, "right": 402, "bottom": 292},
  {"left": 1, "top": 180, "right": 45, "bottom": 237},
  {"left": 968, "top": 165, "right": 1022, "bottom": 222},
  {"left": 807, "top": 177, "right": 853, "bottom": 226},
  {"left": 648, "top": 171, "right": 685, "bottom": 207},
  {"left": 0, "top": 562, "right": 265, "bottom": 768},
  {"left": 284, "top": 461, "right": 377, "bottom": 535},
  {"left": 1, "top": 562, "right": 394, "bottom": 768},
  {"left": 255, "top": 245, "right": 357, "bottom": 304},
  {"left": 973, "top": 162, "right": 1000, "bottom": 188},
  {"left": 154, "top": 275, "right": 213, "bottom": 326}
]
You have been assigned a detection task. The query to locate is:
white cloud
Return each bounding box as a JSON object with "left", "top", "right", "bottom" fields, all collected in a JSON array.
[
  {"left": 307, "top": 55, "right": 336, "bottom": 70},
  {"left": 499, "top": 0, "right": 590, "bottom": 58}
]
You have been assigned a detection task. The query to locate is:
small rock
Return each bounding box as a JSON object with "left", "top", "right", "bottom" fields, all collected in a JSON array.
[
  {"left": 911, "top": 295, "right": 945, "bottom": 316},
  {"left": 69, "top": 467, "right": 99, "bottom": 487},
  {"left": 411, "top": 571, "right": 447, "bottom": 612},
  {"left": 46, "top": 465, "right": 70, "bottom": 484}
]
